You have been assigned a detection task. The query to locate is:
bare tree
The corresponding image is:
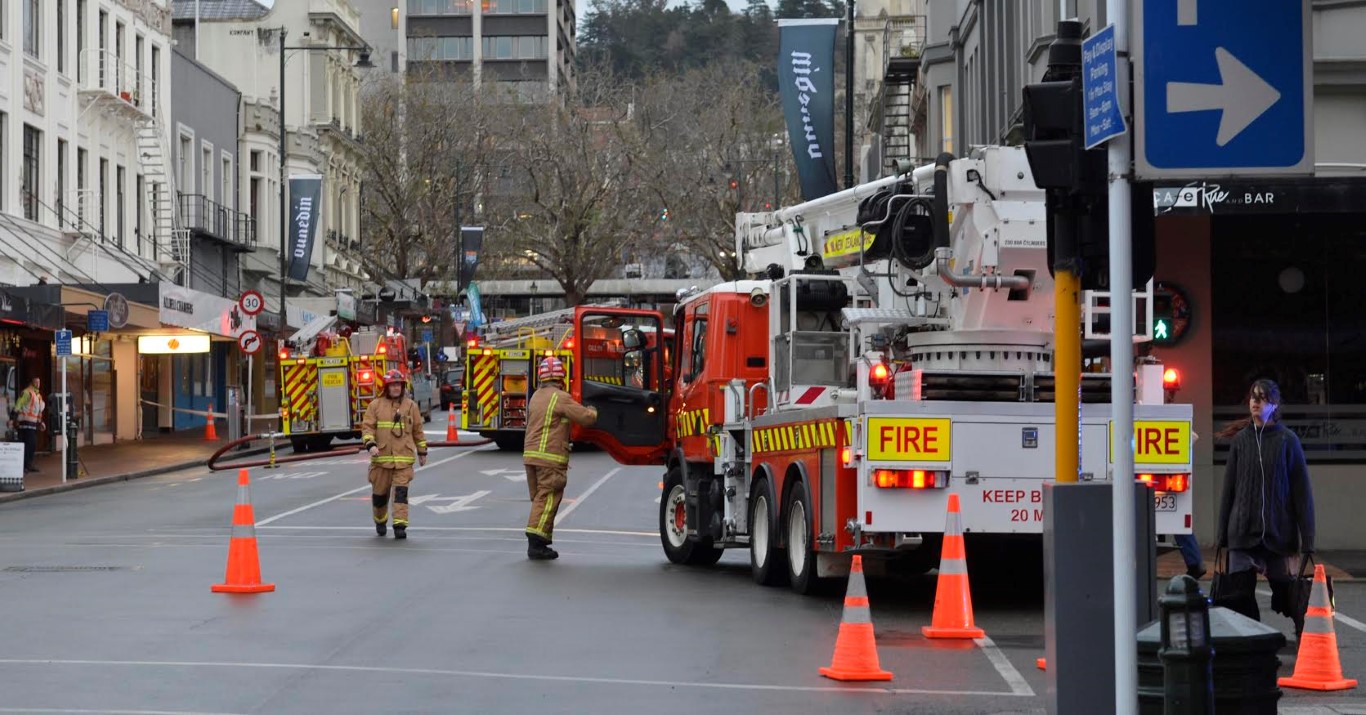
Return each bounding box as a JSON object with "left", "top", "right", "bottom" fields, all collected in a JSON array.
[
  {"left": 358, "top": 70, "right": 501, "bottom": 283},
  {"left": 631, "top": 61, "right": 791, "bottom": 280},
  {"left": 479, "top": 67, "right": 657, "bottom": 305}
]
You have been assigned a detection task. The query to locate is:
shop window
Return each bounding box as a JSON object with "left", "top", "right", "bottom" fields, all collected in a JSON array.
[{"left": 1212, "top": 215, "right": 1366, "bottom": 463}]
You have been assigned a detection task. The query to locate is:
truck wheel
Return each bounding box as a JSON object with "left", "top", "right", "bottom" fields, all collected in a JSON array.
[
  {"left": 750, "top": 482, "right": 786, "bottom": 586},
  {"left": 290, "top": 437, "right": 310, "bottom": 454},
  {"left": 785, "top": 484, "right": 818, "bottom": 595},
  {"left": 659, "top": 465, "right": 723, "bottom": 566},
  {"left": 308, "top": 435, "right": 333, "bottom": 452},
  {"left": 493, "top": 434, "right": 523, "bottom": 452}
]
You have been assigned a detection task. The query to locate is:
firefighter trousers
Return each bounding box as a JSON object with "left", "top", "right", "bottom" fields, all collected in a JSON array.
[
  {"left": 370, "top": 466, "right": 414, "bottom": 525},
  {"left": 525, "top": 465, "right": 568, "bottom": 541},
  {"left": 525, "top": 463, "right": 538, "bottom": 501}
]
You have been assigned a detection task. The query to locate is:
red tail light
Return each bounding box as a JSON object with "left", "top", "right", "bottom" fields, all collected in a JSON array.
[
  {"left": 278, "top": 350, "right": 290, "bottom": 361},
  {"left": 466, "top": 337, "right": 479, "bottom": 349},
  {"left": 377, "top": 344, "right": 388, "bottom": 355},
  {"left": 1137, "top": 472, "right": 1190, "bottom": 493},
  {"left": 873, "top": 469, "right": 943, "bottom": 489},
  {"left": 1163, "top": 368, "right": 1180, "bottom": 389},
  {"left": 358, "top": 370, "right": 374, "bottom": 384},
  {"left": 563, "top": 338, "right": 575, "bottom": 349}
]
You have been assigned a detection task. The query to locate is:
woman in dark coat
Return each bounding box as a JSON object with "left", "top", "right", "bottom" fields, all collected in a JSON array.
[{"left": 1216, "top": 379, "right": 1315, "bottom": 634}]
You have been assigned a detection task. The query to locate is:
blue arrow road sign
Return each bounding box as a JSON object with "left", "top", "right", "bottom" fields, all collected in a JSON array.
[
  {"left": 1135, "top": 0, "right": 1313, "bottom": 179},
  {"left": 1082, "top": 24, "right": 1126, "bottom": 150}
]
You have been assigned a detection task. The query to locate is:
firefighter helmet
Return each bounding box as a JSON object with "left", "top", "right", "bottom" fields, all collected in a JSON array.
[
  {"left": 381, "top": 368, "right": 407, "bottom": 387},
  {"left": 537, "top": 356, "right": 566, "bottom": 381}
]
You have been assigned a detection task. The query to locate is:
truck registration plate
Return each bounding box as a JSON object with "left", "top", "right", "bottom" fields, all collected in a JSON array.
[{"left": 1154, "top": 493, "right": 1178, "bottom": 512}]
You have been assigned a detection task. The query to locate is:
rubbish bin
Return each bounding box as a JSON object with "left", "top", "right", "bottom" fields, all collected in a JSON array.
[{"left": 1138, "top": 606, "right": 1287, "bottom": 714}]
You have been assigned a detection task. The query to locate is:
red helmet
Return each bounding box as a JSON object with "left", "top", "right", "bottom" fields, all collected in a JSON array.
[
  {"left": 381, "top": 368, "right": 406, "bottom": 387},
  {"left": 537, "top": 356, "right": 566, "bottom": 381}
]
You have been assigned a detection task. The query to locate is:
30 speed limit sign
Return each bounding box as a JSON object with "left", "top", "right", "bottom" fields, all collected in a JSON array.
[{"left": 238, "top": 290, "right": 265, "bottom": 316}]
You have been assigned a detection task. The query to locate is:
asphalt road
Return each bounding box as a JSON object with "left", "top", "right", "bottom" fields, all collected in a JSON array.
[{"left": 0, "top": 430, "right": 1362, "bottom": 714}]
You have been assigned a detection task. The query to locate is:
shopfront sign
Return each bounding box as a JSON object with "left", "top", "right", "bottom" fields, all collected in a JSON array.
[
  {"left": 138, "top": 334, "right": 212, "bottom": 354},
  {"left": 337, "top": 291, "right": 358, "bottom": 321},
  {"left": 159, "top": 282, "right": 256, "bottom": 338}
]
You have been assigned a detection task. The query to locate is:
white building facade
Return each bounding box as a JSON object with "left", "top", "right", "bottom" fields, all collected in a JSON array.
[
  {"left": 173, "top": 0, "right": 370, "bottom": 328},
  {"left": 0, "top": 0, "right": 173, "bottom": 287}
]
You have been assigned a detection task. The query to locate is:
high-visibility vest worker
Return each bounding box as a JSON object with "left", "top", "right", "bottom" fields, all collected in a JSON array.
[
  {"left": 522, "top": 356, "right": 598, "bottom": 560},
  {"left": 361, "top": 368, "right": 428, "bottom": 539}
]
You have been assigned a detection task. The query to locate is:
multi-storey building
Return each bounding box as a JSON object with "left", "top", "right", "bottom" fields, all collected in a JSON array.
[
  {"left": 172, "top": 0, "right": 371, "bottom": 331},
  {"left": 908, "top": 0, "right": 1366, "bottom": 549},
  {"left": 358, "top": 0, "right": 576, "bottom": 96}
]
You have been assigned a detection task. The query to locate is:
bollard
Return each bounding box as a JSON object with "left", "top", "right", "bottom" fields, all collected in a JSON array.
[
  {"left": 265, "top": 433, "right": 279, "bottom": 469},
  {"left": 65, "top": 414, "right": 80, "bottom": 479},
  {"left": 1159, "top": 575, "right": 1214, "bottom": 714}
]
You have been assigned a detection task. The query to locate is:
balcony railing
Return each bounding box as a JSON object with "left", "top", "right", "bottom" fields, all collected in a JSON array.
[
  {"left": 179, "top": 193, "right": 257, "bottom": 251},
  {"left": 78, "top": 48, "right": 157, "bottom": 119}
]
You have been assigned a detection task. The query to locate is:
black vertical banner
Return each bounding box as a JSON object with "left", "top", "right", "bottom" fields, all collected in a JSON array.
[
  {"left": 459, "top": 226, "right": 484, "bottom": 288},
  {"left": 778, "top": 19, "right": 840, "bottom": 201},
  {"left": 287, "top": 175, "right": 323, "bottom": 283}
]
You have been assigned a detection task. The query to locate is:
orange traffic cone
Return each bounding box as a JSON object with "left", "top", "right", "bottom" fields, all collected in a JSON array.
[
  {"left": 212, "top": 469, "right": 275, "bottom": 594},
  {"left": 819, "top": 555, "right": 893, "bottom": 681},
  {"left": 922, "top": 493, "right": 985, "bottom": 639},
  {"left": 1278, "top": 564, "right": 1356, "bottom": 691},
  {"left": 204, "top": 402, "right": 218, "bottom": 441},
  {"left": 446, "top": 404, "right": 459, "bottom": 443}
]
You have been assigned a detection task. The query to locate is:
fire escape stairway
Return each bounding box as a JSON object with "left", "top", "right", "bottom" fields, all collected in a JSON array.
[{"left": 136, "top": 115, "right": 189, "bottom": 283}]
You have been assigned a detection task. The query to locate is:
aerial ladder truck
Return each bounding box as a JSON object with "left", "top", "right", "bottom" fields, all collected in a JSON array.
[{"left": 560, "top": 146, "right": 1192, "bottom": 594}]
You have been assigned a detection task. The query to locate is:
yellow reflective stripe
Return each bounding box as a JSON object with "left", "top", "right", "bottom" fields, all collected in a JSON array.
[
  {"left": 526, "top": 526, "right": 550, "bottom": 538},
  {"left": 376, "top": 421, "right": 404, "bottom": 428},
  {"left": 536, "top": 492, "right": 557, "bottom": 534},
  {"left": 361, "top": 433, "right": 375, "bottom": 442},
  {"left": 524, "top": 450, "right": 568, "bottom": 464},
  {"left": 373, "top": 455, "right": 417, "bottom": 464},
  {"left": 416, "top": 440, "right": 428, "bottom": 449},
  {"left": 539, "top": 393, "right": 558, "bottom": 454}
]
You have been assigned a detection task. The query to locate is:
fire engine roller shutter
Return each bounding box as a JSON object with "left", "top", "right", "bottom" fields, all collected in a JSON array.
[
  {"left": 317, "top": 366, "right": 352, "bottom": 432},
  {"left": 471, "top": 353, "right": 499, "bottom": 424},
  {"left": 283, "top": 363, "right": 318, "bottom": 421}
]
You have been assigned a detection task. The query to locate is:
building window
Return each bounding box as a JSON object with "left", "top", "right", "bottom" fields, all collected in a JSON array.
[
  {"left": 135, "top": 173, "right": 144, "bottom": 254},
  {"left": 76, "top": 0, "right": 86, "bottom": 82},
  {"left": 485, "top": 0, "right": 549, "bottom": 14},
  {"left": 57, "top": 139, "right": 68, "bottom": 227},
  {"left": 57, "top": 0, "right": 67, "bottom": 73},
  {"left": 178, "top": 133, "right": 193, "bottom": 193},
  {"left": 116, "top": 166, "right": 126, "bottom": 248},
  {"left": 115, "top": 22, "right": 124, "bottom": 95},
  {"left": 77, "top": 147, "right": 87, "bottom": 224},
  {"left": 481, "top": 36, "right": 547, "bottom": 60},
  {"left": 23, "top": 0, "right": 39, "bottom": 58},
  {"left": 201, "top": 144, "right": 213, "bottom": 202},
  {"left": 99, "top": 10, "right": 108, "bottom": 87},
  {"left": 99, "top": 157, "right": 108, "bottom": 237},
  {"left": 21, "top": 125, "right": 40, "bottom": 222},
  {"left": 135, "top": 35, "right": 144, "bottom": 106},
  {"left": 221, "top": 154, "right": 233, "bottom": 211},
  {"left": 939, "top": 85, "right": 954, "bottom": 154},
  {"left": 150, "top": 45, "right": 161, "bottom": 118}
]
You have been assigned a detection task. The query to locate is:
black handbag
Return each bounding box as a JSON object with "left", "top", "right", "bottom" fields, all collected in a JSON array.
[
  {"left": 1210, "top": 548, "right": 1260, "bottom": 621},
  {"left": 1272, "top": 554, "right": 1333, "bottom": 621}
]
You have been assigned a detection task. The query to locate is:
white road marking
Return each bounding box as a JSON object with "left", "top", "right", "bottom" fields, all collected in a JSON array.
[
  {"left": 0, "top": 709, "right": 246, "bottom": 715},
  {"left": 1256, "top": 587, "right": 1366, "bottom": 635},
  {"left": 0, "top": 659, "right": 1030, "bottom": 697},
  {"left": 258, "top": 471, "right": 328, "bottom": 481},
  {"left": 974, "top": 636, "right": 1035, "bottom": 697},
  {"left": 254, "top": 525, "right": 655, "bottom": 537},
  {"left": 554, "top": 468, "right": 620, "bottom": 527},
  {"left": 409, "top": 491, "right": 491, "bottom": 514},
  {"left": 254, "top": 447, "right": 488, "bottom": 526}
]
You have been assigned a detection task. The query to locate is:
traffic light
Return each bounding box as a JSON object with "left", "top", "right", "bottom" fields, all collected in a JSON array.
[{"left": 1023, "top": 20, "right": 1154, "bottom": 292}]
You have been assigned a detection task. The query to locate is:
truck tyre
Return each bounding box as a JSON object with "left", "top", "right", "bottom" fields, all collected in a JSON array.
[
  {"left": 749, "top": 481, "right": 786, "bottom": 586},
  {"left": 785, "top": 483, "right": 819, "bottom": 595},
  {"left": 493, "top": 433, "right": 524, "bottom": 452},
  {"left": 308, "top": 435, "right": 333, "bottom": 452},
  {"left": 659, "top": 465, "right": 723, "bottom": 566},
  {"left": 290, "top": 437, "right": 310, "bottom": 454}
]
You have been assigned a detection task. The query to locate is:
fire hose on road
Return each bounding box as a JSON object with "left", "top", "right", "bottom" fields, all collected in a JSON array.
[{"left": 207, "top": 432, "right": 494, "bottom": 471}]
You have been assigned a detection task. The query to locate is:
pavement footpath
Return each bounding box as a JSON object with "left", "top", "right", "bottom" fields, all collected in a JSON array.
[{"left": 0, "top": 432, "right": 268, "bottom": 504}]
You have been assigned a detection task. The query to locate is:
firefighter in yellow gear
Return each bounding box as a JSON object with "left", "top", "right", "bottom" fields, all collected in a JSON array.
[
  {"left": 362, "top": 368, "right": 428, "bottom": 539},
  {"left": 523, "top": 356, "right": 598, "bottom": 560}
]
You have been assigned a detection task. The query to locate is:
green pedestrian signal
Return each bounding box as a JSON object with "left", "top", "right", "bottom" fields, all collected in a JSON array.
[
  {"left": 1150, "top": 281, "right": 1191, "bottom": 347},
  {"left": 1154, "top": 318, "right": 1170, "bottom": 341}
]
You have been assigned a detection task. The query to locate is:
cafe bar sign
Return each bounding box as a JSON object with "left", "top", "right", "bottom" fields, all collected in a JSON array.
[
  {"left": 137, "top": 334, "right": 211, "bottom": 354},
  {"left": 159, "top": 282, "right": 255, "bottom": 338}
]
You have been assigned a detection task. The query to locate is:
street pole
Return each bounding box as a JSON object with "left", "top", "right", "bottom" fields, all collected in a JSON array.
[
  {"left": 844, "top": 0, "right": 855, "bottom": 189},
  {"left": 60, "top": 356, "right": 68, "bottom": 484},
  {"left": 1107, "top": 0, "right": 1137, "bottom": 711},
  {"left": 278, "top": 27, "right": 289, "bottom": 339},
  {"left": 1055, "top": 220, "right": 1080, "bottom": 487}
]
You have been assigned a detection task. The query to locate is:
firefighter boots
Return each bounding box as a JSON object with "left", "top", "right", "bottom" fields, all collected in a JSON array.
[
  {"left": 394, "top": 524, "right": 407, "bottom": 540},
  {"left": 527, "top": 534, "right": 558, "bottom": 560},
  {"left": 375, "top": 521, "right": 387, "bottom": 537}
]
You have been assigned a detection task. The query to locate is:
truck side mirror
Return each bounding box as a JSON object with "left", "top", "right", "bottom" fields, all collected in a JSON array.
[{"left": 622, "top": 328, "right": 643, "bottom": 350}]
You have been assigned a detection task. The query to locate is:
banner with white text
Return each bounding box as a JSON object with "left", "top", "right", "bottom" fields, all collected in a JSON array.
[
  {"left": 778, "top": 19, "right": 840, "bottom": 201},
  {"left": 287, "top": 174, "right": 323, "bottom": 283}
]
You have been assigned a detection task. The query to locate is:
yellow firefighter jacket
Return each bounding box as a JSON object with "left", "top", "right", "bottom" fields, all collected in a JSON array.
[
  {"left": 361, "top": 395, "right": 428, "bottom": 470},
  {"left": 523, "top": 384, "right": 598, "bottom": 468}
]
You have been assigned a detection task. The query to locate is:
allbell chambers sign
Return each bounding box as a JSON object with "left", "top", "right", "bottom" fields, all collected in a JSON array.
[{"left": 159, "top": 282, "right": 256, "bottom": 339}]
